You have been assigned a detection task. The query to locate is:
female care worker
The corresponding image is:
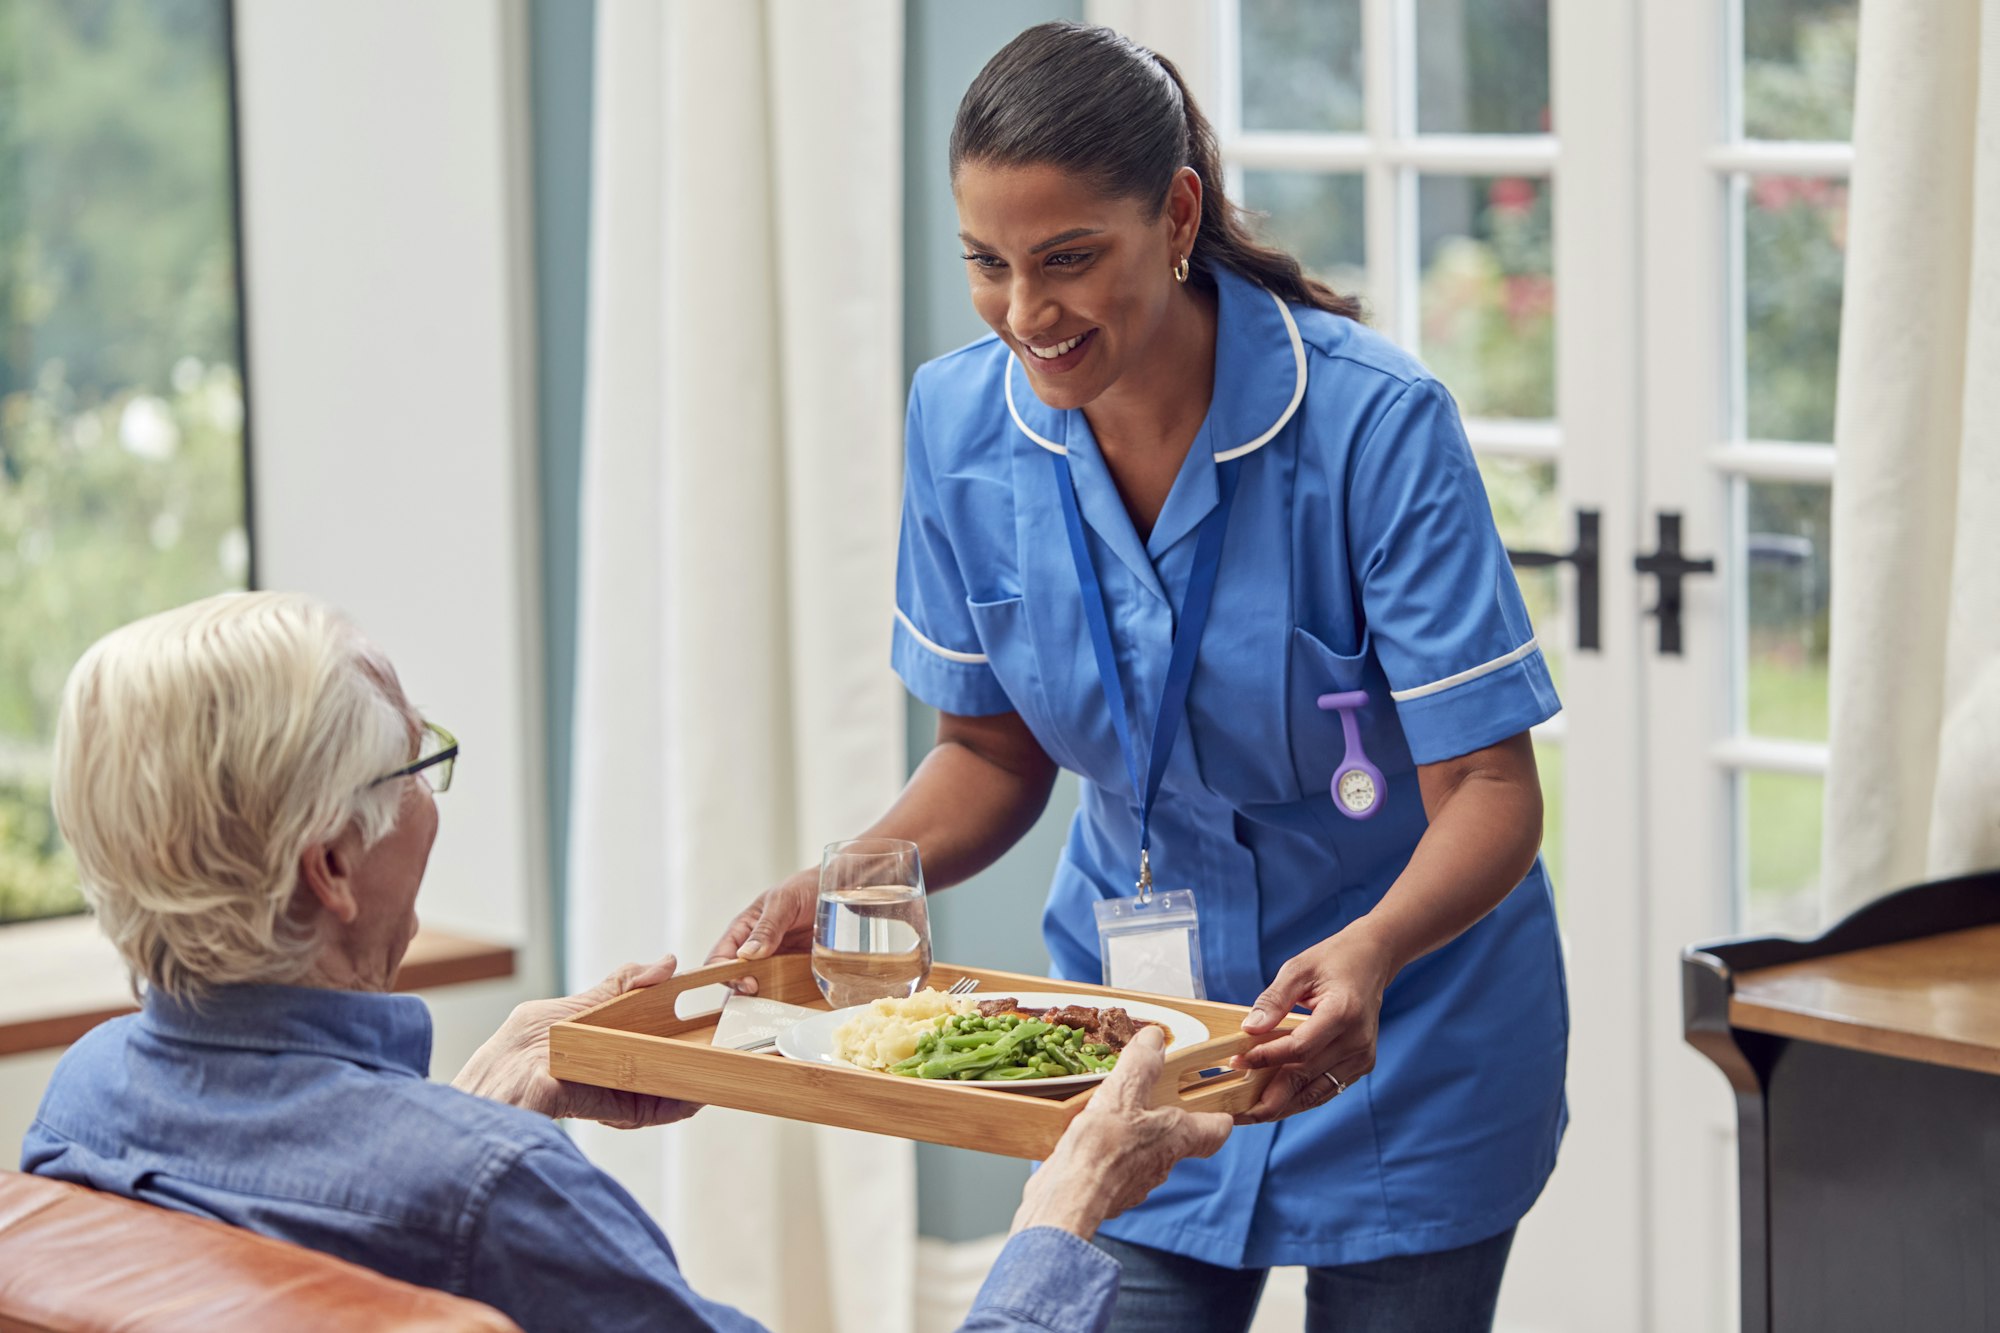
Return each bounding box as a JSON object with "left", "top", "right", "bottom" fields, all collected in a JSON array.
[{"left": 709, "top": 22, "right": 1567, "bottom": 1333}]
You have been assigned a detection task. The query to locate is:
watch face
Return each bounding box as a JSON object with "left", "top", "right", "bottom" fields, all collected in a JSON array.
[{"left": 1337, "top": 769, "right": 1377, "bottom": 813}]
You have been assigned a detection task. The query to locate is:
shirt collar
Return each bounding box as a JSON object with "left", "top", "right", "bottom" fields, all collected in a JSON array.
[
  {"left": 1007, "top": 267, "right": 1308, "bottom": 582},
  {"left": 141, "top": 983, "right": 434, "bottom": 1078},
  {"left": 1003, "top": 264, "right": 1308, "bottom": 466}
]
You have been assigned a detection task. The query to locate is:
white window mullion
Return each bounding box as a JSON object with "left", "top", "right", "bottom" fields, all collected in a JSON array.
[
  {"left": 1708, "top": 441, "right": 1837, "bottom": 483},
  {"left": 1466, "top": 418, "right": 1562, "bottom": 460},
  {"left": 1707, "top": 141, "right": 1853, "bottom": 178},
  {"left": 1712, "top": 736, "right": 1832, "bottom": 776},
  {"left": 1230, "top": 132, "right": 1557, "bottom": 176},
  {"left": 1364, "top": 0, "right": 1403, "bottom": 341}
]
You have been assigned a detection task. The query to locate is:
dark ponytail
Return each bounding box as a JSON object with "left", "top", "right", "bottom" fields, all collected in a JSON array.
[{"left": 949, "top": 22, "right": 1362, "bottom": 321}]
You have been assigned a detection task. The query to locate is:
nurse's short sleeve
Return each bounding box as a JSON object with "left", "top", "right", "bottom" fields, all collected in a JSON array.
[
  {"left": 892, "top": 385, "right": 1015, "bottom": 716},
  {"left": 1348, "top": 378, "right": 1561, "bottom": 764}
]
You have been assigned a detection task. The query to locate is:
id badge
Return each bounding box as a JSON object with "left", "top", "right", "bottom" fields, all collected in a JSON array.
[{"left": 1093, "top": 889, "right": 1206, "bottom": 1000}]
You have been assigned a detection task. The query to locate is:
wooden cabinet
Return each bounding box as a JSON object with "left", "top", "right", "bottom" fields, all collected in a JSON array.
[{"left": 1683, "top": 869, "right": 2000, "bottom": 1333}]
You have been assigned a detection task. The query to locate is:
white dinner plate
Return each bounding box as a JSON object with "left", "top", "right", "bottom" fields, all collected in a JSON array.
[{"left": 776, "top": 990, "right": 1210, "bottom": 1094}]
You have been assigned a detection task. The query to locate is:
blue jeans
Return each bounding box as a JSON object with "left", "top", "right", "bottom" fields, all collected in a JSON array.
[{"left": 1092, "top": 1227, "right": 1517, "bottom": 1333}]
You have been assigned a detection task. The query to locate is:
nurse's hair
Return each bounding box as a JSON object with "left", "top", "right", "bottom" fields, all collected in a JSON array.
[
  {"left": 950, "top": 21, "right": 1363, "bottom": 320},
  {"left": 52, "top": 590, "right": 417, "bottom": 1001}
]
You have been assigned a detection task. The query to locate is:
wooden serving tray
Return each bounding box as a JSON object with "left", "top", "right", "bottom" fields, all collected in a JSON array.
[{"left": 548, "top": 955, "right": 1288, "bottom": 1160}]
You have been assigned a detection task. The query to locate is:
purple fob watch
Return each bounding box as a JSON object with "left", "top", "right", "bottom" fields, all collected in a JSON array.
[{"left": 1316, "top": 690, "right": 1386, "bottom": 820}]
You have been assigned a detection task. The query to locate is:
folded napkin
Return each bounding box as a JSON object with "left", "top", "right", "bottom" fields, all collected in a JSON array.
[{"left": 711, "top": 993, "right": 823, "bottom": 1050}]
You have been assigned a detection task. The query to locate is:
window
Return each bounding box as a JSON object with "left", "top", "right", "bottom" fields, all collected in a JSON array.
[
  {"left": 1222, "top": 0, "right": 1567, "bottom": 889},
  {"left": 1724, "top": 0, "right": 1854, "bottom": 934},
  {"left": 0, "top": 0, "right": 250, "bottom": 924}
]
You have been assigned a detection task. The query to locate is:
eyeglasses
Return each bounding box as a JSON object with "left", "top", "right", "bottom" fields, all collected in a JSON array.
[{"left": 372, "top": 721, "right": 458, "bottom": 793}]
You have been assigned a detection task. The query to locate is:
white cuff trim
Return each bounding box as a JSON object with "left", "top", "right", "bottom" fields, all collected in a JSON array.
[
  {"left": 896, "top": 608, "right": 989, "bottom": 664},
  {"left": 1389, "top": 638, "right": 1540, "bottom": 703}
]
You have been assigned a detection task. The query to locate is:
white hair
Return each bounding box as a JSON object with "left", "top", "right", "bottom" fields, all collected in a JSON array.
[{"left": 52, "top": 591, "right": 418, "bottom": 1000}]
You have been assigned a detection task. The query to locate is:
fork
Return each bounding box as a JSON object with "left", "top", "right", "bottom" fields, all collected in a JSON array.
[{"left": 736, "top": 976, "right": 981, "bottom": 1053}]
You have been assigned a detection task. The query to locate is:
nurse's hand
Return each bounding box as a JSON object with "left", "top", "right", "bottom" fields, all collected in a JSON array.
[
  {"left": 1230, "top": 927, "right": 1397, "bottom": 1124},
  {"left": 703, "top": 868, "right": 818, "bottom": 992}
]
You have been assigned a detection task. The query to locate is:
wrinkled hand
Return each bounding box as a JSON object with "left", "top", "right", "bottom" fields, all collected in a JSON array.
[
  {"left": 703, "top": 869, "right": 818, "bottom": 994},
  {"left": 452, "top": 954, "right": 702, "bottom": 1129},
  {"left": 1012, "top": 1027, "right": 1233, "bottom": 1240},
  {"left": 1231, "top": 926, "right": 1396, "bottom": 1124}
]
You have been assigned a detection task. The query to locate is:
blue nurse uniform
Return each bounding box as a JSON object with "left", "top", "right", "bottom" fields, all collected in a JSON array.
[{"left": 890, "top": 264, "right": 1568, "bottom": 1269}]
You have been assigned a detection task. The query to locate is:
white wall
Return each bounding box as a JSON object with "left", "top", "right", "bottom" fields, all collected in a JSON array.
[{"left": 231, "top": 0, "right": 553, "bottom": 1057}]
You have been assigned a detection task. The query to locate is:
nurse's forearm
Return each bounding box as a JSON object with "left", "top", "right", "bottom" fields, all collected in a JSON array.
[
  {"left": 1347, "top": 731, "right": 1544, "bottom": 975},
  {"left": 853, "top": 709, "right": 1059, "bottom": 891}
]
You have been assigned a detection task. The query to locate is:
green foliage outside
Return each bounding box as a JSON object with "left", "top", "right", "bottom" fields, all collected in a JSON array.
[
  {"left": 1239, "top": 0, "right": 1364, "bottom": 133},
  {"left": 1418, "top": 177, "right": 1555, "bottom": 420},
  {"left": 0, "top": 0, "right": 244, "bottom": 923},
  {"left": 1743, "top": 0, "right": 1857, "bottom": 142}
]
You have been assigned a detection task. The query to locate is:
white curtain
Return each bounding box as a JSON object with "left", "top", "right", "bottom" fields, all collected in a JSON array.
[
  {"left": 1822, "top": 0, "right": 2000, "bottom": 918},
  {"left": 566, "top": 4, "right": 913, "bottom": 1331}
]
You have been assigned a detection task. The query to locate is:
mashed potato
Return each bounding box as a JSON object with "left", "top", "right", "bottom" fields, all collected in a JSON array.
[{"left": 833, "top": 988, "right": 974, "bottom": 1071}]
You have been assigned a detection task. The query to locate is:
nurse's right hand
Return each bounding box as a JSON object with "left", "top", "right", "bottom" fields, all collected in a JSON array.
[{"left": 704, "top": 868, "right": 819, "bottom": 989}]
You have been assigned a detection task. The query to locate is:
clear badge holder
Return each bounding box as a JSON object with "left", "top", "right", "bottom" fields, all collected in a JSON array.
[{"left": 1093, "top": 854, "right": 1206, "bottom": 999}]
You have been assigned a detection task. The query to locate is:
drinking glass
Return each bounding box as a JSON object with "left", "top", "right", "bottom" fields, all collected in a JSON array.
[{"left": 812, "top": 838, "right": 932, "bottom": 1007}]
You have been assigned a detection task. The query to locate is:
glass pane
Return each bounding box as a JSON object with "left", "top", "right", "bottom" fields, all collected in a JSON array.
[
  {"left": 1241, "top": 170, "right": 1367, "bottom": 313},
  {"left": 1741, "top": 481, "right": 1830, "bottom": 742},
  {"left": 1240, "top": 0, "right": 1364, "bottom": 133},
  {"left": 1415, "top": 0, "right": 1551, "bottom": 135},
  {"left": 1477, "top": 456, "right": 1564, "bottom": 695},
  {"left": 1744, "top": 174, "right": 1847, "bottom": 442},
  {"left": 1742, "top": 0, "right": 1859, "bottom": 142},
  {"left": 0, "top": 0, "right": 248, "bottom": 924},
  {"left": 1419, "top": 174, "right": 1555, "bottom": 419},
  {"left": 1740, "top": 770, "right": 1824, "bottom": 935},
  {"left": 1535, "top": 739, "right": 1564, "bottom": 910}
]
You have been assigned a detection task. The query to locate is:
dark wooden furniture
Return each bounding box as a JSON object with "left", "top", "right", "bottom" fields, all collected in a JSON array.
[{"left": 1683, "top": 868, "right": 2000, "bottom": 1333}]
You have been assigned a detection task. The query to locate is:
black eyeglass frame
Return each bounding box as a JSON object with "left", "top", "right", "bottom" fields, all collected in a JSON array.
[{"left": 371, "top": 721, "right": 458, "bottom": 791}]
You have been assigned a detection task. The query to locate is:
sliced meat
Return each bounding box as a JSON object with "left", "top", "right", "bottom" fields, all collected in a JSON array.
[
  {"left": 970, "top": 998, "right": 1154, "bottom": 1050},
  {"left": 1098, "top": 1007, "right": 1139, "bottom": 1048}
]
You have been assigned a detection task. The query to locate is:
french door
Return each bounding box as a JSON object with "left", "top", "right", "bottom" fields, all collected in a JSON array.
[{"left": 1092, "top": 1, "right": 1855, "bottom": 1328}]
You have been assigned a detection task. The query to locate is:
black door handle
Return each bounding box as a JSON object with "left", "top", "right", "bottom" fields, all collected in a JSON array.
[
  {"left": 1506, "top": 508, "right": 1600, "bottom": 652},
  {"left": 1634, "top": 512, "right": 1715, "bottom": 656}
]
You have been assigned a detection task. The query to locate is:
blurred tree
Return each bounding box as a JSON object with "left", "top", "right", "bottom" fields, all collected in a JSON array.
[
  {"left": 1240, "top": 0, "right": 1364, "bottom": 133},
  {"left": 0, "top": 0, "right": 244, "bottom": 923}
]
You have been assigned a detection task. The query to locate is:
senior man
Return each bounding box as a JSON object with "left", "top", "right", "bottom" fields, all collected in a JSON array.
[{"left": 22, "top": 592, "right": 1231, "bottom": 1333}]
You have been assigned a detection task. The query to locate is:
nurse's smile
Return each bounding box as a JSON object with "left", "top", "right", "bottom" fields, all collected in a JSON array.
[{"left": 1023, "top": 328, "right": 1097, "bottom": 373}]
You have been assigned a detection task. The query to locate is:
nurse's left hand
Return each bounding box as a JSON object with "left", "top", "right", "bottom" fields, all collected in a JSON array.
[{"left": 1230, "top": 928, "right": 1397, "bottom": 1124}]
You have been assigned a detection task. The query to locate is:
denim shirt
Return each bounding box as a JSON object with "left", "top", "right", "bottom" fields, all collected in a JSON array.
[{"left": 22, "top": 984, "right": 1117, "bottom": 1333}]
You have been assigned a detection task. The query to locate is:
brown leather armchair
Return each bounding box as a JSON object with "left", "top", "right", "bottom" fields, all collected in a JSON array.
[{"left": 0, "top": 1171, "right": 521, "bottom": 1332}]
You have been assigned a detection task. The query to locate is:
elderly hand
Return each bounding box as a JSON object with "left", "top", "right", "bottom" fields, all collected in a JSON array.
[
  {"left": 702, "top": 869, "right": 818, "bottom": 993},
  {"left": 452, "top": 953, "right": 702, "bottom": 1130},
  {"left": 1231, "top": 924, "right": 1397, "bottom": 1124},
  {"left": 1011, "top": 1026, "right": 1233, "bottom": 1239}
]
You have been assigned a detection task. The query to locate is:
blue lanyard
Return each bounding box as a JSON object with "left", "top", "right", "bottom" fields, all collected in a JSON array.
[{"left": 1050, "top": 448, "right": 1242, "bottom": 898}]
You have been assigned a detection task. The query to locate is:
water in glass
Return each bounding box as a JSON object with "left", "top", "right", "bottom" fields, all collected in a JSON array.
[{"left": 812, "top": 839, "right": 931, "bottom": 1007}]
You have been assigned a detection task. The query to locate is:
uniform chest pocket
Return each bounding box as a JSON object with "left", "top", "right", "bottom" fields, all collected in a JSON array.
[
  {"left": 1287, "top": 626, "right": 1417, "bottom": 809},
  {"left": 963, "top": 594, "right": 1081, "bottom": 772}
]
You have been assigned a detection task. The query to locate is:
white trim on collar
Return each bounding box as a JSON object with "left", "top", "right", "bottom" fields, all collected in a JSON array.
[
  {"left": 895, "top": 608, "right": 989, "bottom": 664},
  {"left": 1003, "top": 289, "right": 1308, "bottom": 461}
]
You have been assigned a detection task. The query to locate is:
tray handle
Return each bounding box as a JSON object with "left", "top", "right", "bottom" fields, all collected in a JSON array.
[
  {"left": 1058, "top": 1027, "right": 1280, "bottom": 1116},
  {"left": 570, "top": 953, "right": 822, "bottom": 1036}
]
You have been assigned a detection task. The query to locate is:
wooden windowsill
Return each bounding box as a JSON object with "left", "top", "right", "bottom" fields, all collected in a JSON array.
[{"left": 0, "top": 915, "right": 516, "bottom": 1058}]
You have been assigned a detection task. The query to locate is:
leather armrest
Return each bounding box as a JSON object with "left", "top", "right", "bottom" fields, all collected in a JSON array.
[{"left": 0, "top": 1171, "right": 521, "bottom": 1333}]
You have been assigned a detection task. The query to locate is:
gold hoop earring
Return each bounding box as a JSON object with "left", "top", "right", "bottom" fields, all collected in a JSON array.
[{"left": 1173, "top": 255, "right": 1191, "bottom": 283}]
